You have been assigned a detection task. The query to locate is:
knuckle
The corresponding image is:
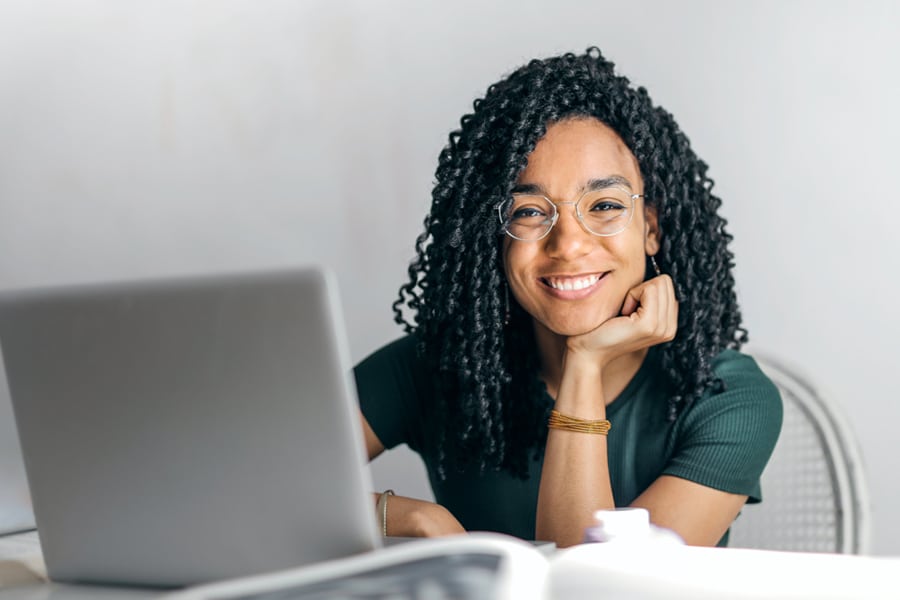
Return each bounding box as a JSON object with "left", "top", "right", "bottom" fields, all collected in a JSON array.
[{"left": 638, "top": 318, "right": 657, "bottom": 336}]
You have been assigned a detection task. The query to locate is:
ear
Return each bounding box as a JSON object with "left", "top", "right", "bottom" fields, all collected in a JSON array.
[{"left": 643, "top": 204, "right": 661, "bottom": 256}]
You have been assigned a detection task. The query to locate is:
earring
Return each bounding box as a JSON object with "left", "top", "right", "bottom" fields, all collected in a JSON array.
[
  {"left": 650, "top": 255, "right": 662, "bottom": 276},
  {"left": 504, "top": 284, "right": 511, "bottom": 326}
]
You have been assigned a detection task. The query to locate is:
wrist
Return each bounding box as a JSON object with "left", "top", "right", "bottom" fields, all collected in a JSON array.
[
  {"left": 556, "top": 353, "right": 607, "bottom": 419},
  {"left": 376, "top": 489, "right": 395, "bottom": 536},
  {"left": 384, "top": 496, "right": 464, "bottom": 537},
  {"left": 563, "top": 344, "right": 609, "bottom": 376}
]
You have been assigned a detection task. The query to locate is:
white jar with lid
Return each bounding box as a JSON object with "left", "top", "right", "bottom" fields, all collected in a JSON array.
[{"left": 582, "top": 507, "right": 684, "bottom": 545}]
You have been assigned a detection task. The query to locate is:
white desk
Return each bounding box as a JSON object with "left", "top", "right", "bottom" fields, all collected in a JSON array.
[
  {"left": 6, "top": 530, "right": 900, "bottom": 600},
  {"left": 0, "top": 583, "right": 162, "bottom": 599},
  {"left": 0, "top": 531, "right": 164, "bottom": 599}
]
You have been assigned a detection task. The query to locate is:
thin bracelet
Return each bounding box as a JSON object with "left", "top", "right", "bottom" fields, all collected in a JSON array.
[
  {"left": 376, "top": 489, "right": 395, "bottom": 536},
  {"left": 548, "top": 409, "right": 611, "bottom": 435}
]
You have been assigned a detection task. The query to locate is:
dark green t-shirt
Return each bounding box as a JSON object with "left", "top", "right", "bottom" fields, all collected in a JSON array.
[{"left": 354, "top": 335, "right": 782, "bottom": 545}]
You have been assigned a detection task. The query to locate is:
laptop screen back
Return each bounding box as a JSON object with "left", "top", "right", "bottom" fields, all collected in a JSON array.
[
  {"left": 0, "top": 357, "right": 35, "bottom": 535},
  {"left": 0, "top": 266, "right": 380, "bottom": 586}
]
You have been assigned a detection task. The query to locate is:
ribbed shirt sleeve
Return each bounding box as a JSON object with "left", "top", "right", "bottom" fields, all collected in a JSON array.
[{"left": 662, "top": 350, "right": 783, "bottom": 503}]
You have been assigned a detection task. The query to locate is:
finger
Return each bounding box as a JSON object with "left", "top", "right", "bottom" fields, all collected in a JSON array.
[
  {"left": 621, "top": 274, "right": 659, "bottom": 317},
  {"left": 632, "top": 283, "right": 658, "bottom": 336},
  {"left": 631, "top": 277, "right": 664, "bottom": 338},
  {"left": 664, "top": 275, "right": 678, "bottom": 340},
  {"left": 620, "top": 285, "right": 642, "bottom": 316},
  {"left": 655, "top": 277, "right": 669, "bottom": 337}
]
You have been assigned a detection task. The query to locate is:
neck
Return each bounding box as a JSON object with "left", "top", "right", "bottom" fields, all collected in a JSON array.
[{"left": 533, "top": 321, "right": 649, "bottom": 403}]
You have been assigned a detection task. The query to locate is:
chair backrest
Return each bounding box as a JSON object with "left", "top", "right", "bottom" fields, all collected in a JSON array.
[{"left": 728, "top": 354, "right": 870, "bottom": 554}]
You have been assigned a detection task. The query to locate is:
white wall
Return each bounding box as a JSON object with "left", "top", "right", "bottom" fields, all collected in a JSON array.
[{"left": 1, "top": 0, "right": 898, "bottom": 553}]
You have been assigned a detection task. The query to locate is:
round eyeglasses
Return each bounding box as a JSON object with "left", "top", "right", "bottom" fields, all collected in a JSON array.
[{"left": 496, "top": 187, "right": 641, "bottom": 241}]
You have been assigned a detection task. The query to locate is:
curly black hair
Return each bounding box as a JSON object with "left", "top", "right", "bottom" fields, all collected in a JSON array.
[{"left": 393, "top": 47, "right": 747, "bottom": 479}]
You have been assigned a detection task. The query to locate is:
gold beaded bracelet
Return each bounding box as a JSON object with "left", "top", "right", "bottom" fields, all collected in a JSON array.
[{"left": 548, "top": 409, "right": 611, "bottom": 435}]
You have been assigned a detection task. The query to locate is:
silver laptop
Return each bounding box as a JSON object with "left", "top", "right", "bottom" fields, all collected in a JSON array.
[
  {"left": 0, "top": 266, "right": 381, "bottom": 587},
  {"left": 0, "top": 357, "right": 35, "bottom": 535}
]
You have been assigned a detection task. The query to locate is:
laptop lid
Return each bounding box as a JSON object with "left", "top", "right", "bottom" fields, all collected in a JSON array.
[
  {"left": 0, "top": 358, "right": 35, "bottom": 536},
  {"left": 0, "top": 266, "right": 380, "bottom": 587}
]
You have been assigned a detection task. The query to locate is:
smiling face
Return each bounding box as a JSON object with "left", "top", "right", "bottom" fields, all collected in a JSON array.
[{"left": 502, "top": 117, "right": 660, "bottom": 337}]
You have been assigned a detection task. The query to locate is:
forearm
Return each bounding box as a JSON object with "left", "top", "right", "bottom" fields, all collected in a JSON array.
[{"left": 535, "top": 354, "right": 614, "bottom": 547}]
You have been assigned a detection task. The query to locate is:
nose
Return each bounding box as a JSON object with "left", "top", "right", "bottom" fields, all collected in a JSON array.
[{"left": 543, "top": 202, "right": 593, "bottom": 260}]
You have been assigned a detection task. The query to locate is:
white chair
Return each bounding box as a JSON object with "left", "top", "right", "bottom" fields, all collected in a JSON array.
[{"left": 728, "top": 354, "right": 871, "bottom": 554}]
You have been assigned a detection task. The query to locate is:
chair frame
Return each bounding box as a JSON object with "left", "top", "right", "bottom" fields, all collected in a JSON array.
[{"left": 751, "top": 353, "right": 871, "bottom": 554}]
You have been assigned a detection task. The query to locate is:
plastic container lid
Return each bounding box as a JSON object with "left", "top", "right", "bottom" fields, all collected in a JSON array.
[{"left": 592, "top": 507, "right": 651, "bottom": 541}]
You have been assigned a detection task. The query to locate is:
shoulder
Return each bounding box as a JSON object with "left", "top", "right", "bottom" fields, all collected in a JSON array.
[
  {"left": 354, "top": 334, "right": 427, "bottom": 398},
  {"left": 711, "top": 349, "right": 782, "bottom": 414},
  {"left": 680, "top": 348, "right": 783, "bottom": 447},
  {"left": 711, "top": 349, "right": 777, "bottom": 390},
  {"left": 356, "top": 334, "right": 421, "bottom": 370}
]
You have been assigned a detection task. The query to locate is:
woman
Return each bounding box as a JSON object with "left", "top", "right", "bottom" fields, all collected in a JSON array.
[{"left": 354, "top": 48, "right": 782, "bottom": 548}]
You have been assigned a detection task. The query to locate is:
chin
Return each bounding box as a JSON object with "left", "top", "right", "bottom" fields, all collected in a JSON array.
[
  {"left": 558, "top": 326, "right": 601, "bottom": 337},
  {"left": 545, "top": 317, "right": 608, "bottom": 338},
  {"left": 527, "top": 302, "right": 621, "bottom": 339}
]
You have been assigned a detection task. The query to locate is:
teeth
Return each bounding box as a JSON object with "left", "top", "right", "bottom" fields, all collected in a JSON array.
[{"left": 547, "top": 274, "right": 600, "bottom": 291}]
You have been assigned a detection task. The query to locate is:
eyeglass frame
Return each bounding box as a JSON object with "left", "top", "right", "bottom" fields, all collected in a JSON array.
[{"left": 495, "top": 186, "right": 644, "bottom": 242}]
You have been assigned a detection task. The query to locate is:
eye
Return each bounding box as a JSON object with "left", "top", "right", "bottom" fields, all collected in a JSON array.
[
  {"left": 589, "top": 200, "right": 626, "bottom": 212},
  {"left": 506, "top": 195, "right": 552, "bottom": 221},
  {"left": 511, "top": 206, "right": 548, "bottom": 220}
]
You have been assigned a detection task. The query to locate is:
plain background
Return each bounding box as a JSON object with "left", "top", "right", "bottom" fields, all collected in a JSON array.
[{"left": 1, "top": 1, "right": 898, "bottom": 554}]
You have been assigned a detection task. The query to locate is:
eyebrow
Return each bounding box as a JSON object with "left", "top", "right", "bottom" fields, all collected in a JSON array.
[{"left": 511, "top": 175, "right": 634, "bottom": 195}]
